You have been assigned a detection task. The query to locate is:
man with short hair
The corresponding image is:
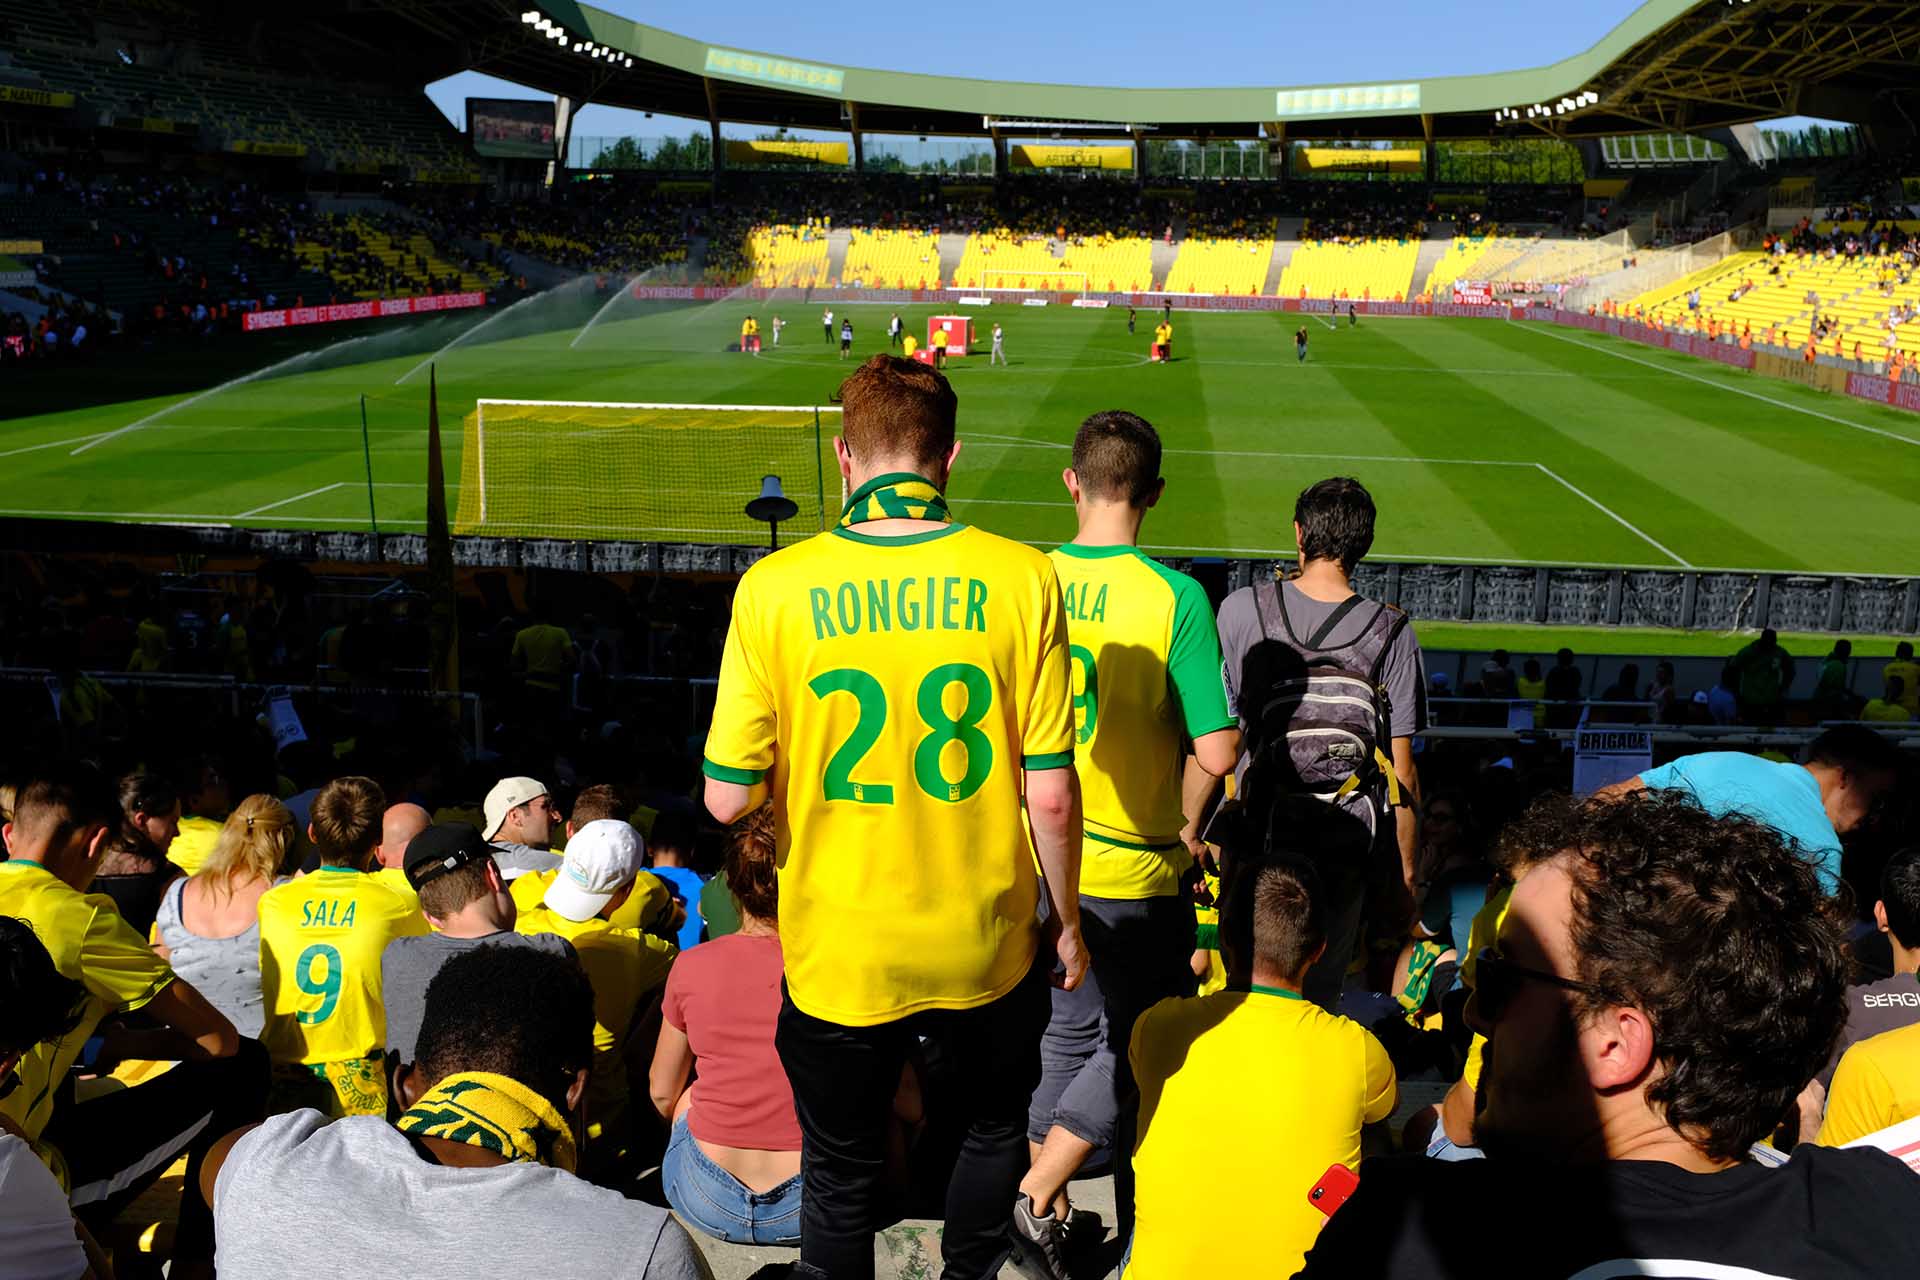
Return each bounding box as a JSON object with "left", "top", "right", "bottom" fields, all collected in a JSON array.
[
  {"left": 381, "top": 822, "right": 575, "bottom": 1073},
  {"left": 1727, "top": 627, "right": 1794, "bottom": 725},
  {"left": 1201, "top": 476, "right": 1426, "bottom": 1010},
  {"left": 0, "top": 765, "right": 264, "bottom": 1271},
  {"left": 1128, "top": 837, "right": 1394, "bottom": 1279},
  {"left": 509, "top": 784, "right": 677, "bottom": 937},
  {"left": 371, "top": 801, "right": 431, "bottom": 909},
  {"left": 1818, "top": 845, "right": 1920, "bottom": 1089},
  {"left": 1602, "top": 726, "right": 1902, "bottom": 895},
  {"left": 1885, "top": 640, "right": 1920, "bottom": 715},
  {"left": 259, "top": 775, "right": 428, "bottom": 1117},
  {"left": 1300, "top": 792, "right": 1920, "bottom": 1277},
  {"left": 704, "top": 353, "right": 1085, "bottom": 1280},
  {"left": 485, "top": 776, "right": 563, "bottom": 880},
  {"left": 204, "top": 946, "right": 713, "bottom": 1278},
  {"left": 511, "top": 601, "right": 575, "bottom": 707},
  {"left": 991, "top": 322, "right": 1006, "bottom": 366},
  {"left": 517, "top": 819, "right": 677, "bottom": 1166},
  {"left": 1013, "top": 412, "right": 1240, "bottom": 1272}
]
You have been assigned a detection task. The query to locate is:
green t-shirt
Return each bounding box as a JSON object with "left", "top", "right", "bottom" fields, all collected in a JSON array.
[{"left": 699, "top": 873, "right": 741, "bottom": 941}]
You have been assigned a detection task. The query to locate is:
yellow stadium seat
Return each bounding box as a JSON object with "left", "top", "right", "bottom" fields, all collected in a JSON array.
[
  {"left": 1165, "top": 227, "right": 1276, "bottom": 296},
  {"left": 1278, "top": 239, "right": 1418, "bottom": 301},
  {"left": 840, "top": 227, "right": 942, "bottom": 290}
]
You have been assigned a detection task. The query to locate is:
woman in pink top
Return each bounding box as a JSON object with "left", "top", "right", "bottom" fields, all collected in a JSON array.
[{"left": 649, "top": 808, "right": 802, "bottom": 1245}]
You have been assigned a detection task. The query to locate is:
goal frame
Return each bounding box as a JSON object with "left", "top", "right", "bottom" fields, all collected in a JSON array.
[
  {"left": 980, "top": 269, "right": 1088, "bottom": 295},
  {"left": 470, "top": 398, "right": 840, "bottom": 530}
]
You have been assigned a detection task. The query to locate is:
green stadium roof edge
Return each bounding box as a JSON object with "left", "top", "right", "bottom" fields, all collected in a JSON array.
[{"left": 399, "top": 0, "right": 1917, "bottom": 141}]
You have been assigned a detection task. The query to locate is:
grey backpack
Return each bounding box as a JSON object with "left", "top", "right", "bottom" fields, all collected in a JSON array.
[{"left": 1231, "top": 579, "right": 1408, "bottom": 857}]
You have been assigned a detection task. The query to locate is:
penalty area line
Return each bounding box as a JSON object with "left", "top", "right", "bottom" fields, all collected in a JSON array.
[{"left": 1531, "top": 464, "right": 1691, "bottom": 568}]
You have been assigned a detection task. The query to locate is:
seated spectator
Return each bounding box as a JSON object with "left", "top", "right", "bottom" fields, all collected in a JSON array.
[
  {"left": 517, "top": 819, "right": 677, "bottom": 1167},
  {"left": 1127, "top": 849, "right": 1394, "bottom": 1278},
  {"left": 1818, "top": 846, "right": 1920, "bottom": 1089},
  {"left": 484, "top": 776, "right": 564, "bottom": 881},
  {"left": 1515, "top": 658, "right": 1547, "bottom": 728},
  {"left": 381, "top": 823, "right": 574, "bottom": 1075},
  {"left": 169, "top": 758, "right": 232, "bottom": 875},
  {"left": 1814, "top": 640, "right": 1856, "bottom": 720},
  {"left": 1602, "top": 727, "right": 1902, "bottom": 894},
  {"left": 1543, "top": 648, "right": 1582, "bottom": 728},
  {"left": 90, "top": 769, "right": 184, "bottom": 936},
  {"left": 1, "top": 916, "right": 112, "bottom": 1279},
  {"left": 0, "top": 766, "right": 263, "bottom": 1273},
  {"left": 1817, "top": 1019, "right": 1920, "bottom": 1148},
  {"left": 1887, "top": 640, "right": 1920, "bottom": 715},
  {"left": 258, "top": 776, "right": 428, "bottom": 1118},
  {"left": 1478, "top": 649, "right": 1517, "bottom": 700},
  {"left": 649, "top": 807, "right": 801, "bottom": 1245},
  {"left": 1863, "top": 675, "right": 1914, "bottom": 723},
  {"left": 1300, "top": 792, "right": 1920, "bottom": 1278},
  {"left": 1645, "top": 660, "right": 1682, "bottom": 725},
  {"left": 508, "top": 784, "right": 677, "bottom": 937},
  {"left": 370, "top": 801, "right": 431, "bottom": 910},
  {"left": 647, "top": 809, "right": 708, "bottom": 950},
  {"left": 154, "top": 794, "right": 296, "bottom": 1038},
  {"left": 203, "top": 946, "right": 710, "bottom": 1278}
]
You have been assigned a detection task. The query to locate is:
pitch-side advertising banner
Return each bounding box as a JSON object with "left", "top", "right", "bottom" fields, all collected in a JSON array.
[{"left": 243, "top": 291, "right": 485, "bottom": 332}]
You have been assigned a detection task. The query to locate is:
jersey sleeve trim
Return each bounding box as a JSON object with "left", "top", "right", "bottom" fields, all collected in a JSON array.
[
  {"left": 1022, "top": 750, "right": 1074, "bottom": 771},
  {"left": 702, "top": 758, "right": 767, "bottom": 785}
]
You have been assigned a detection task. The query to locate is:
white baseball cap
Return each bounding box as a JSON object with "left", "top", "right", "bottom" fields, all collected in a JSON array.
[
  {"left": 483, "top": 776, "right": 548, "bottom": 841},
  {"left": 543, "top": 819, "right": 645, "bottom": 922}
]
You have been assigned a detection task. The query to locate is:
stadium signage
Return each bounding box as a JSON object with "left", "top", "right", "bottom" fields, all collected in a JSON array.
[
  {"left": 725, "top": 140, "right": 849, "bottom": 166},
  {"left": 703, "top": 47, "right": 845, "bottom": 95},
  {"left": 1275, "top": 83, "right": 1419, "bottom": 116},
  {"left": 0, "top": 239, "right": 44, "bottom": 254},
  {"left": 1451, "top": 282, "right": 1496, "bottom": 307},
  {"left": 0, "top": 86, "right": 75, "bottom": 108},
  {"left": 957, "top": 296, "right": 992, "bottom": 306},
  {"left": 243, "top": 291, "right": 485, "bottom": 332},
  {"left": 1071, "top": 299, "right": 1110, "bottom": 309},
  {"left": 1573, "top": 729, "right": 1651, "bottom": 796},
  {"left": 1845, "top": 371, "right": 1920, "bottom": 413},
  {"left": 1010, "top": 145, "right": 1133, "bottom": 171}
]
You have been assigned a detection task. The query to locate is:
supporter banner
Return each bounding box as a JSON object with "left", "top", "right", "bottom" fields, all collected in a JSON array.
[
  {"left": 703, "top": 47, "right": 845, "bottom": 95},
  {"left": 1298, "top": 147, "right": 1423, "bottom": 174},
  {"left": 228, "top": 140, "right": 307, "bottom": 157},
  {"left": 1452, "top": 282, "right": 1495, "bottom": 307},
  {"left": 0, "top": 86, "right": 75, "bottom": 109},
  {"left": 0, "top": 239, "right": 44, "bottom": 254},
  {"left": 243, "top": 290, "right": 485, "bottom": 332},
  {"left": 725, "top": 140, "right": 849, "bottom": 167},
  {"left": 1573, "top": 729, "right": 1651, "bottom": 796},
  {"left": 1009, "top": 145, "right": 1133, "bottom": 171},
  {"left": 1755, "top": 351, "right": 1849, "bottom": 393}
]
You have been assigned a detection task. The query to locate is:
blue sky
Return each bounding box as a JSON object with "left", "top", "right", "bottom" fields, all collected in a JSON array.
[{"left": 427, "top": 0, "right": 1656, "bottom": 138}]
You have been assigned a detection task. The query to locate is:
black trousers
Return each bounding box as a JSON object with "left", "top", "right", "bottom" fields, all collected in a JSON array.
[
  {"left": 49, "top": 1037, "right": 269, "bottom": 1262},
  {"left": 776, "top": 954, "right": 1051, "bottom": 1280}
]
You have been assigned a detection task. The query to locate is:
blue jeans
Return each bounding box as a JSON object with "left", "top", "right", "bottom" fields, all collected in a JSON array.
[{"left": 661, "top": 1114, "right": 803, "bottom": 1246}]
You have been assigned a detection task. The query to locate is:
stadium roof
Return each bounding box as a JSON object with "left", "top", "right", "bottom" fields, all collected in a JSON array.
[{"left": 368, "top": 0, "right": 1917, "bottom": 140}]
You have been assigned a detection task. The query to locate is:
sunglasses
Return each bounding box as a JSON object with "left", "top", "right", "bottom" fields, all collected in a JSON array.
[{"left": 1472, "top": 947, "right": 1605, "bottom": 1019}]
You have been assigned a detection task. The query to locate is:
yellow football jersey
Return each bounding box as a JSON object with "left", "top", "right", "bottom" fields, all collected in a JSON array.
[
  {"left": 0, "top": 862, "right": 176, "bottom": 1141},
  {"left": 1049, "top": 544, "right": 1234, "bottom": 899},
  {"left": 369, "top": 866, "right": 421, "bottom": 914},
  {"left": 168, "top": 814, "right": 225, "bottom": 876},
  {"left": 257, "top": 867, "right": 428, "bottom": 1068},
  {"left": 508, "top": 865, "right": 673, "bottom": 934},
  {"left": 704, "top": 506, "right": 1075, "bottom": 1025}
]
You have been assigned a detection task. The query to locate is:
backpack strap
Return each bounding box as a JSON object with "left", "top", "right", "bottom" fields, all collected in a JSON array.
[{"left": 1305, "top": 596, "right": 1368, "bottom": 651}]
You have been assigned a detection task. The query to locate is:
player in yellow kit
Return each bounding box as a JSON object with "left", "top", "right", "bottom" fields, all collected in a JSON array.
[
  {"left": 703, "top": 354, "right": 1087, "bottom": 1280},
  {"left": 258, "top": 776, "right": 427, "bottom": 1117},
  {"left": 1010, "top": 411, "right": 1242, "bottom": 1275}
]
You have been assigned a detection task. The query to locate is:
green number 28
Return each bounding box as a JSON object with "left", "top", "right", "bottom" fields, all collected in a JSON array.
[
  {"left": 810, "top": 663, "right": 995, "bottom": 805},
  {"left": 294, "top": 943, "right": 343, "bottom": 1025}
]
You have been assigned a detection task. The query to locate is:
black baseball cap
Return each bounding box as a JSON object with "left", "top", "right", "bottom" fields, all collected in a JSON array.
[{"left": 403, "top": 822, "right": 492, "bottom": 890}]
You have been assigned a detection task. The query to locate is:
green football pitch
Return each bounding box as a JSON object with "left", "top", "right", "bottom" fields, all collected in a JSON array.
[{"left": 3, "top": 295, "right": 1917, "bottom": 576}]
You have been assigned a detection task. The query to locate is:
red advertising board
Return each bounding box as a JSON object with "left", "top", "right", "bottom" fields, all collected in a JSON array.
[
  {"left": 243, "top": 291, "right": 485, "bottom": 332},
  {"left": 1451, "top": 282, "right": 1496, "bottom": 307}
]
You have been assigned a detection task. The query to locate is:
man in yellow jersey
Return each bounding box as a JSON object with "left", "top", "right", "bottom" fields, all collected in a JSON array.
[
  {"left": 168, "top": 757, "right": 230, "bottom": 876},
  {"left": 1011, "top": 412, "right": 1240, "bottom": 1275},
  {"left": 508, "top": 784, "right": 678, "bottom": 938},
  {"left": 370, "top": 801, "right": 430, "bottom": 910},
  {"left": 704, "top": 354, "right": 1086, "bottom": 1280},
  {"left": 510, "top": 598, "right": 575, "bottom": 722},
  {"left": 0, "top": 766, "right": 264, "bottom": 1271},
  {"left": 1128, "top": 848, "right": 1394, "bottom": 1280},
  {"left": 1885, "top": 641, "right": 1920, "bottom": 715},
  {"left": 515, "top": 819, "right": 676, "bottom": 1171},
  {"left": 258, "top": 775, "right": 428, "bottom": 1117}
]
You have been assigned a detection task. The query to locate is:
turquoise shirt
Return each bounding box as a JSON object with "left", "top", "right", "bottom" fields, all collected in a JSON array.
[{"left": 1639, "top": 753, "right": 1842, "bottom": 894}]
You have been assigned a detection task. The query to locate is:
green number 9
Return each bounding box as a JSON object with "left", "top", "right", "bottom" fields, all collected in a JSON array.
[
  {"left": 294, "top": 943, "right": 343, "bottom": 1025},
  {"left": 1068, "top": 644, "right": 1099, "bottom": 746}
]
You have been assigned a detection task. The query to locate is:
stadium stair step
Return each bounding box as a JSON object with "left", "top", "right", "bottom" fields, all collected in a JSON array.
[
  {"left": 1262, "top": 224, "right": 1303, "bottom": 296},
  {"left": 824, "top": 229, "right": 852, "bottom": 288},
  {"left": 1412, "top": 233, "right": 1458, "bottom": 297},
  {"left": 1150, "top": 237, "right": 1178, "bottom": 292},
  {"left": 937, "top": 232, "right": 968, "bottom": 289}
]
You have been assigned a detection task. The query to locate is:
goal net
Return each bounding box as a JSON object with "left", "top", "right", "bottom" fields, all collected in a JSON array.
[
  {"left": 457, "top": 399, "right": 836, "bottom": 543},
  {"left": 981, "top": 270, "right": 1087, "bottom": 294}
]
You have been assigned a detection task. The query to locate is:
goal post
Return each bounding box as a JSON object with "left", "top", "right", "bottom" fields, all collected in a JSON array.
[
  {"left": 459, "top": 399, "right": 837, "bottom": 543},
  {"left": 980, "top": 270, "right": 1087, "bottom": 295}
]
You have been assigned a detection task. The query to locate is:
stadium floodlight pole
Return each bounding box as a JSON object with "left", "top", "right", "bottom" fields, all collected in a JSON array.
[
  {"left": 359, "top": 395, "right": 379, "bottom": 535},
  {"left": 745, "top": 474, "right": 799, "bottom": 549}
]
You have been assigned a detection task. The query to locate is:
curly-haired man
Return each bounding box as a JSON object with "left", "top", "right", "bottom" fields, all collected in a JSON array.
[{"left": 1298, "top": 791, "right": 1920, "bottom": 1278}]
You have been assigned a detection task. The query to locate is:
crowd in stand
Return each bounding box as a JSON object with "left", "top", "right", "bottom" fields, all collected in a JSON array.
[{"left": 1, "top": 355, "right": 1916, "bottom": 1280}]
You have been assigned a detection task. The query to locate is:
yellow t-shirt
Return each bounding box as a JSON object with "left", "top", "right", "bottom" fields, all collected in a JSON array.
[
  {"left": 1817, "top": 1021, "right": 1920, "bottom": 1148},
  {"left": 1154, "top": 323, "right": 1172, "bottom": 345},
  {"left": 369, "top": 866, "right": 421, "bottom": 914},
  {"left": 1883, "top": 659, "right": 1920, "bottom": 714},
  {"left": 1048, "top": 544, "right": 1234, "bottom": 899},
  {"left": 508, "top": 865, "right": 672, "bottom": 934},
  {"left": 1461, "top": 881, "right": 1516, "bottom": 1091},
  {"left": 167, "top": 814, "right": 226, "bottom": 876},
  {"left": 257, "top": 867, "right": 428, "bottom": 1069},
  {"left": 1862, "top": 699, "right": 1913, "bottom": 723},
  {"left": 903, "top": 334, "right": 918, "bottom": 357},
  {"left": 515, "top": 906, "right": 676, "bottom": 1137},
  {"left": 703, "top": 505, "right": 1075, "bottom": 1025},
  {"left": 0, "top": 862, "right": 176, "bottom": 1141},
  {"left": 1126, "top": 988, "right": 1395, "bottom": 1279},
  {"left": 512, "top": 623, "right": 574, "bottom": 691}
]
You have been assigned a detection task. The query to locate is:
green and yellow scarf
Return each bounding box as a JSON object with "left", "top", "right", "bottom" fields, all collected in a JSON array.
[
  {"left": 840, "top": 473, "right": 950, "bottom": 527},
  {"left": 396, "top": 1071, "right": 578, "bottom": 1172}
]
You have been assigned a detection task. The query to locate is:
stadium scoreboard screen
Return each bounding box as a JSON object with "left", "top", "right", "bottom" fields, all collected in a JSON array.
[{"left": 467, "top": 98, "right": 556, "bottom": 160}]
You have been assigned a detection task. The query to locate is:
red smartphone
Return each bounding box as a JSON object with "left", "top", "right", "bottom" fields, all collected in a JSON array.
[{"left": 1307, "top": 1163, "right": 1359, "bottom": 1217}]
